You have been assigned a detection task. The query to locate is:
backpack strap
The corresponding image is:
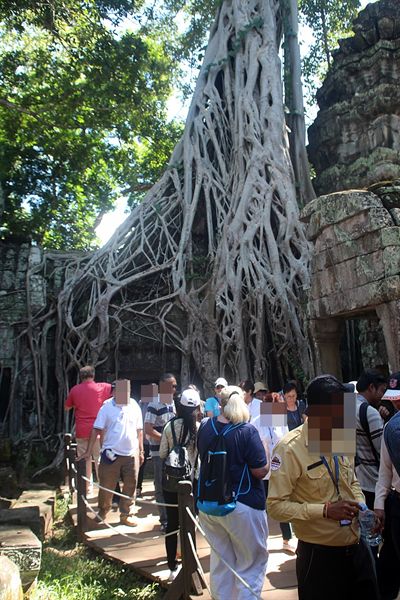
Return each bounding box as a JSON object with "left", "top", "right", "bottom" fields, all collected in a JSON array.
[
  {"left": 170, "top": 419, "right": 179, "bottom": 447},
  {"left": 236, "top": 464, "right": 251, "bottom": 497},
  {"left": 359, "top": 402, "right": 380, "bottom": 466}
]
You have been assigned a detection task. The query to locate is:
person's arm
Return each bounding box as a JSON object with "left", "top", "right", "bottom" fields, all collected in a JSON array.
[
  {"left": 349, "top": 466, "right": 365, "bottom": 504},
  {"left": 65, "top": 389, "right": 74, "bottom": 411},
  {"left": 374, "top": 435, "right": 393, "bottom": 519},
  {"left": 267, "top": 443, "right": 325, "bottom": 522},
  {"left": 368, "top": 406, "right": 384, "bottom": 459},
  {"left": 144, "top": 405, "right": 162, "bottom": 442},
  {"left": 245, "top": 426, "right": 269, "bottom": 479},
  {"left": 159, "top": 423, "right": 171, "bottom": 460},
  {"left": 137, "top": 429, "right": 144, "bottom": 465},
  {"left": 145, "top": 422, "right": 162, "bottom": 442},
  {"left": 267, "top": 446, "right": 360, "bottom": 522},
  {"left": 250, "top": 464, "right": 269, "bottom": 479},
  {"left": 78, "top": 427, "right": 103, "bottom": 460}
]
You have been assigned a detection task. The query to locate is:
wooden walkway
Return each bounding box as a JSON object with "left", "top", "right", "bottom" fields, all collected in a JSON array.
[{"left": 69, "top": 480, "right": 298, "bottom": 599}]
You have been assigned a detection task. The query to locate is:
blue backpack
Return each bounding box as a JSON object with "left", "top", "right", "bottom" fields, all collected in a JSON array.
[{"left": 197, "top": 419, "right": 251, "bottom": 516}]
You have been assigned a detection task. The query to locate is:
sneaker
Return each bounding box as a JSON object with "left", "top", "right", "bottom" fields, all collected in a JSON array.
[
  {"left": 282, "top": 539, "right": 296, "bottom": 554},
  {"left": 120, "top": 514, "right": 138, "bottom": 527},
  {"left": 160, "top": 523, "right": 167, "bottom": 533},
  {"left": 168, "top": 565, "right": 181, "bottom": 582},
  {"left": 136, "top": 488, "right": 142, "bottom": 498}
]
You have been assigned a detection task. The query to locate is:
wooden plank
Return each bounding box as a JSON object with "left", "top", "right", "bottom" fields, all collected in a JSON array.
[{"left": 69, "top": 480, "right": 298, "bottom": 598}]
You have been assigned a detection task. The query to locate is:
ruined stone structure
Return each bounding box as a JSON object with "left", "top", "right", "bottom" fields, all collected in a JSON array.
[
  {"left": 304, "top": 0, "right": 400, "bottom": 379},
  {"left": 308, "top": 0, "right": 400, "bottom": 196},
  {"left": 302, "top": 184, "right": 400, "bottom": 377},
  {"left": 2, "top": 0, "right": 400, "bottom": 447}
]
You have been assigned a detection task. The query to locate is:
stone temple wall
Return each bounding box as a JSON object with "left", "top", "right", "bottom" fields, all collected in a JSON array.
[
  {"left": 301, "top": 185, "right": 400, "bottom": 376},
  {"left": 0, "top": 242, "right": 184, "bottom": 440},
  {"left": 0, "top": 243, "right": 86, "bottom": 438},
  {"left": 307, "top": 0, "right": 400, "bottom": 196}
]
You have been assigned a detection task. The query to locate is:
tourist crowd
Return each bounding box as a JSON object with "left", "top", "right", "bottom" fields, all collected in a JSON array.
[{"left": 66, "top": 365, "right": 400, "bottom": 600}]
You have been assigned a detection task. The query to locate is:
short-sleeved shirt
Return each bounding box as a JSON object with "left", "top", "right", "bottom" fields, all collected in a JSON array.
[
  {"left": 197, "top": 418, "right": 267, "bottom": 510},
  {"left": 355, "top": 394, "right": 383, "bottom": 492},
  {"left": 94, "top": 398, "right": 143, "bottom": 456},
  {"left": 204, "top": 396, "right": 220, "bottom": 417},
  {"left": 267, "top": 422, "right": 365, "bottom": 546},
  {"left": 144, "top": 399, "right": 175, "bottom": 456},
  {"left": 287, "top": 399, "right": 306, "bottom": 431},
  {"left": 65, "top": 380, "right": 112, "bottom": 438}
]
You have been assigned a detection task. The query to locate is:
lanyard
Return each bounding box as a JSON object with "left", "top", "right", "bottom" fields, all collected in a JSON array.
[{"left": 321, "top": 455, "right": 342, "bottom": 500}]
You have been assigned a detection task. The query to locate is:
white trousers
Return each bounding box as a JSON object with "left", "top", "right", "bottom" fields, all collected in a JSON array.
[{"left": 199, "top": 501, "right": 269, "bottom": 600}]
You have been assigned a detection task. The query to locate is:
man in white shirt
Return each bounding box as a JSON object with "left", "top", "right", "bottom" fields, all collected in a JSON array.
[
  {"left": 374, "top": 402, "right": 400, "bottom": 600},
  {"left": 242, "top": 380, "right": 294, "bottom": 552},
  {"left": 80, "top": 379, "right": 144, "bottom": 526}
]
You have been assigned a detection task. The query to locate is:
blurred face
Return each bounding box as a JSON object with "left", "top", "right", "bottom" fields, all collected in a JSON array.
[
  {"left": 160, "top": 377, "right": 176, "bottom": 403},
  {"left": 214, "top": 385, "right": 224, "bottom": 398},
  {"left": 284, "top": 390, "right": 297, "bottom": 405},
  {"left": 255, "top": 389, "right": 267, "bottom": 401},
  {"left": 243, "top": 389, "right": 252, "bottom": 404},
  {"left": 141, "top": 383, "right": 158, "bottom": 403},
  {"left": 307, "top": 392, "right": 356, "bottom": 455}
]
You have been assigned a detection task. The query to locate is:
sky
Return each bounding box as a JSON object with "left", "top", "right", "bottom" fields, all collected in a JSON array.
[{"left": 95, "top": 0, "right": 376, "bottom": 246}]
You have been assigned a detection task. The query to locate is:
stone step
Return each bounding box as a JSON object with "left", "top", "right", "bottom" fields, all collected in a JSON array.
[
  {"left": 0, "top": 525, "right": 42, "bottom": 592},
  {"left": 0, "top": 488, "right": 56, "bottom": 540}
]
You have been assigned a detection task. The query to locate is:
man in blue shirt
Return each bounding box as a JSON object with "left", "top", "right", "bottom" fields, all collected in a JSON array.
[{"left": 204, "top": 377, "right": 227, "bottom": 417}]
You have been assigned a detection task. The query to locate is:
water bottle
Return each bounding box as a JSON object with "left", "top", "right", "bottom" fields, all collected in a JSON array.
[{"left": 358, "top": 506, "right": 382, "bottom": 546}]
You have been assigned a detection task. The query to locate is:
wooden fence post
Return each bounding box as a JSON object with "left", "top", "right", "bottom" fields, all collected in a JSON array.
[
  {"left": 164, "top": 480, "right": 206, "bottom": 599},
  {"left": 64, "top": 433, "right": 71, "bottom": 488},
  {"left": 65, "top": 436, "right": 77, "bottom": 494},
  {"left": 76, "top": 458, "right": 88, "bottom": 541}
]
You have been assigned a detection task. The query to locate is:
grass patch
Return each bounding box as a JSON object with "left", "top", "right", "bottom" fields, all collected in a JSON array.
[{"left": 30, "top": 494, "right": 162, "bottom": 600}]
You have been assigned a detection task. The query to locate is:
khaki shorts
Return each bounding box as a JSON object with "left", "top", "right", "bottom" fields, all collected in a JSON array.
[{"left": 76, "top": 436, "right": 101, "bottom": 464}]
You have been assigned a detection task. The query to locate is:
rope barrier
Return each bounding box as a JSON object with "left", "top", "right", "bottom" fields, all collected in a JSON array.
[
  {"left": 185, "top": 507, "right": 259, "bottom": 599},
  {"left": 81, "top": 495, "right": 180, "bottom": 542},
  {"left": 81, "top": 475, "right": 178, "bottom": 508},
  {"left": 186, "top": 530, "right": 212, "bottom": 597}
]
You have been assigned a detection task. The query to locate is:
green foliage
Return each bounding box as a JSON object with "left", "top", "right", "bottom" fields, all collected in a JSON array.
[
  {"left": 0, "top": 1, "right": 181, "bottom": 249},
  {"left": 298, "top": 0, "right": 360, "bottom": 106},
  {"left": 0, "top": 0, "right": 365, "bottom": 249}
]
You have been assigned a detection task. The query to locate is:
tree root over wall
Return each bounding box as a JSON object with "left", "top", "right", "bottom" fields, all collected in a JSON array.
[{"left": 6, "top": 0, "right": 313, "bottom": 441}]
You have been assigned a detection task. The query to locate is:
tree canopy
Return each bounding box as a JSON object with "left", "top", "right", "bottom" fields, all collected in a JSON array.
[
  {"left": 0, "top": 0, "right": 182, "bottom": 249},
  {"left": 298, "top": 0, "right": 360, "bottom": 105},
  {"left": 0, "top": 0, "right": 361, "bottom": 249}
]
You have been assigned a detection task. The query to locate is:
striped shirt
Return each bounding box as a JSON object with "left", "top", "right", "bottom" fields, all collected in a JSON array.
[
  {"left": 355, "top": 394, "right": 383, "bottom": 493},
  {"left": 144, "top": 399, "right": 175, "bottom": 456}
]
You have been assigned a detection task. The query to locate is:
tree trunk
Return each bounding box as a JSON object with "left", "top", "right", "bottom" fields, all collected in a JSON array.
[
  {"left": 282, "top": 0, "right": 316, "bottom": 206},
  {"left": 56, "top": 0, "right": 312, "bottom": 398}
]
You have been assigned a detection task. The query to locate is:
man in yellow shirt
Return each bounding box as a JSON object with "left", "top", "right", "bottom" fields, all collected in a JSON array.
[{"left": 268, "top": 374, "right": 379, "bottom": 600}]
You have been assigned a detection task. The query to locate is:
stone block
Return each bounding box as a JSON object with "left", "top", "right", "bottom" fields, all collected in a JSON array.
[
  {"left": 389, "top": 208, "right": 400, "bottom": 225},
  {"left": 0, "top": 326, "right": 15, "bottom": 360},
  {"left": 301, "top": 190, "right": 380, "bottom": 225},
  {"left": 0, "top": 526, "right": 42, "bottom": 592},
  {"left": 313, "top": 207, "right": 392, "bottom": 250},
  {"left": 311, "top": 249, "right": 385, "bottom": 300},
  {"left": 0, "top": 508, "right": 43, "bottom": 540},
  {"left": 307, "top": 203, "right": 391, "bottom": 242},
  {"left": 312, "top": 226, "right": 400, "bottom": 272},
  {"left": 310, "top": 275, "right": 400, "bottom": 319},
  {"left": 383, "top": 245, "right": 400, "bottom": 277},
  {"left": 13, "top": 489, "right": 55, "bottom": 539}
]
